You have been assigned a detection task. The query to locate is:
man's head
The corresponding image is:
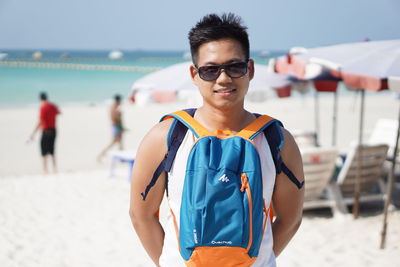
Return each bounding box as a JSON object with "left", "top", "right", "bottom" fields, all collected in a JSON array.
[
  {"left": 188, "top": 13, "right": 254, "bottom": 109},
  {"left": 188, "top": 13, "right": 249, "bottom": 66},
  {"left": 114, "top": 94, "right": 121, "bottom": 104},
  {"left": 39, "top": 92, "right": 48, "bottom": 101}
]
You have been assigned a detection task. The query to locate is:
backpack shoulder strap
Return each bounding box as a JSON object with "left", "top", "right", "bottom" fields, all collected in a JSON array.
[
  {"left": 141, "top": 108, "right": 196, "bottom": 200},
  {"left": 236, "top": 115, "right": 277, "bottom": 140},
  {"left": 162, "top": 110, "right": 212, "bottom": 138},
  {"left": 256, "top": 114, "right": 304, "bottom": 189}
]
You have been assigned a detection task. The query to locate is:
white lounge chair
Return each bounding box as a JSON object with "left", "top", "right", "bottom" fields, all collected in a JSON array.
[
  {"left": 368, "top": 119, "right": 398, "bottom": 157},
  {"left": 301, "top": 147, "right": 347, "bottom": 216},
  {"left": 292, "top": 129, "right": 318, "bottom": 148},
  {"left": 333, "top": 144, "right": 389, "bottom": 210},
  {"left": 368, "top": 118, "right": 400, "bottom": 174},
  {"left": 108, "top": 149, "right": 136, "bottom": 180}
]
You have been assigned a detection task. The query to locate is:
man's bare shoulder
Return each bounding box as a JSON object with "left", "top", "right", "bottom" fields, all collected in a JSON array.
[
  {"left": 135, "top": 118, "right": 175, "bottom": 160},
  {"left": 132, "top": 118, "right": 174, "bottom": 186},
  {"left": 144, "top": 118, "right": 174, "bottom": 143},
  {"left": 281, "top": 127, "right": 296, "bottom": 149},
  {"left": 279, "top": 126, "right": 305, "bottom": 183}
]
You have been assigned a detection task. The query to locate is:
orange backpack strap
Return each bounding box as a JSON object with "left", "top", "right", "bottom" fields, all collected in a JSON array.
[
  {"left": 162, "top": 110, "right": 212, "bottom": 138},
  {"left": 236, "top": 115, "right": 276, "bottom": 140}
]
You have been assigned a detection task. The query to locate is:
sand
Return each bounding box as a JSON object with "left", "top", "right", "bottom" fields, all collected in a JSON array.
[
  {"left": 0, "top": 170, "right": 399, "bottom": 267},
  {"left": 1, "top": 92, "right": 399, "bottom": 266}
]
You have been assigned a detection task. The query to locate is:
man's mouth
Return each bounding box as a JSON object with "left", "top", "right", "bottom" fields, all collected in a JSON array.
[{"left": 213, "top": 88, "right": 236, "bottom": 94}]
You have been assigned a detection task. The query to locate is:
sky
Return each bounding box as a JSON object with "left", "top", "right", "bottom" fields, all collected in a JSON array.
[{"left": 0, "top": 0, "right": 399, "bottom": 51}]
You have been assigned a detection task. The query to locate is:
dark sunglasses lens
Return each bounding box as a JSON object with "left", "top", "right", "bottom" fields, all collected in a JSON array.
[
  {"left": 225, "top": 62, "right": 248, "bottom": 77},
  {"left": 198, "top": 62, "right": 248, "bottom": 81},
  {"left": 198, "top": 66, "right": 220, "bottom": 81}
]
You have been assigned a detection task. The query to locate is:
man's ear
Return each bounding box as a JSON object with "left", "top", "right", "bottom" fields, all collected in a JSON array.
[
  {"left": 190, "top": 64, "right": 199, "bottom": 85},
  {"left": 248, "top": 59, "right": 255, "bottom": 80}
]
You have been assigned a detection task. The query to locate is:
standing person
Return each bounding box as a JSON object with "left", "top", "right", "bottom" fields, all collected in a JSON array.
[
  {"left": 30, "top": 92, "right": 60, "bottom": 174},
  {"left": 129, "top": 13, "right": 304, "bottom": 267},
  {"left": 97, "top": 94, "right": 125, "bottom": 161}
]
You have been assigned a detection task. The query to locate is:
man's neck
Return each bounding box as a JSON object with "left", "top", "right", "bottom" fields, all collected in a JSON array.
[{"left": 195, "top": 104, "right": 254, "bottom": 133}]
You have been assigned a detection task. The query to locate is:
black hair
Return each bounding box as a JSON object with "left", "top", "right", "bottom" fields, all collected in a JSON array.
[
  {"left": 188, "top": 13, "right": 249, "bottom": 65},
  {"left": 114, "top": 94, "right": 121, "bottom": 102},
  {"left": 39, "top": 92, "right": 47, "bottom": 101}
]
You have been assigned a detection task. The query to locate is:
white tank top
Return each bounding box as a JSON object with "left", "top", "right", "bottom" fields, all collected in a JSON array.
[{"left": 159, "top": 130, "right": 277, "bottom": 267}]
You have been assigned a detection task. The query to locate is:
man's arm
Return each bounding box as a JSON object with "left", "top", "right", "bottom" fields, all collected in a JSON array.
[
  {"left": 129, "top": 119, "right": 173, "bottom": 266},
  {"left": 30, "top": 107, "right": 44, "bottom": 140},
  {"left": 272, "top": 128, "right": 304, "bottom": 257},
  {"left": 30, "top": 120, "right": 41, "bottom": 140}
]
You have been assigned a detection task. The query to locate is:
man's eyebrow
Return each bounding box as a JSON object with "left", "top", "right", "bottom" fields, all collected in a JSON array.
[{"left": 202, "top": 58, "right": 244, "bottom": 65}]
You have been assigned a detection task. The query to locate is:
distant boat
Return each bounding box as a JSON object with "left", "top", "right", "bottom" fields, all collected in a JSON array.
[
  {"left": 0, "top": 53, "right": 8, "bottom": 60},
  {"left": 108, "top": 50, "right": 123, "bottom": 60},
  {"left": 32, "top": 51, "right": 42, "bottom": 60},
  {"left": 259, "top": 50, "right": 270, "bottom": 57},
  {"left": 60, "top": 52, "right": 70, "bottom": 59}
]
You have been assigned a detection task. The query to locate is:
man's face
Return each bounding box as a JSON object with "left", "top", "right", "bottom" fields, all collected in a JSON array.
[{"left": 190, "top": 39, "right": 254, "bottom": 109}]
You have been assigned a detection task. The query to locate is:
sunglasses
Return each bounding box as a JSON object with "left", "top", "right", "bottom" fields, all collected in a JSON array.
[{"left": 195, "top": 61, "right": 249, "bottom": 81}]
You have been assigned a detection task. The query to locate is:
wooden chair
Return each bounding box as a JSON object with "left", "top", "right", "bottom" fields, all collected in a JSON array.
[
  {"left": 301, "top": 147, "right": 347, "bottom": 216},
  {"left": 333, "top": 144, "right": 389, "bottom": 209}
]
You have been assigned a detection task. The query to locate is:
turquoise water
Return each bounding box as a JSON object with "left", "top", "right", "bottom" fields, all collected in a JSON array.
[{"left": 0, "top": 50, "right": 280, "bottom": 107}]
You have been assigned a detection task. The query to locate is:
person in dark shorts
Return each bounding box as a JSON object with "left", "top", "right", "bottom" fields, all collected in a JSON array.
[
  {"left": 30, "top": 92, "right": 60, "bottom": 174},
  {"left": 41, "top": 128, "right": 56, "bottom": 156}
]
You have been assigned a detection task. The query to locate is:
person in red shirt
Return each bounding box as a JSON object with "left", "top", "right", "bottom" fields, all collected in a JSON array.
[{"left": 30, "top": 92, "right": 60, "bottom": 174}]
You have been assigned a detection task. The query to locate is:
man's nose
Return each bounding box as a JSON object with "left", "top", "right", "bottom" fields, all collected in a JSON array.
[{"left": 216, "top": 69, "right": 232, "bottom": 83}]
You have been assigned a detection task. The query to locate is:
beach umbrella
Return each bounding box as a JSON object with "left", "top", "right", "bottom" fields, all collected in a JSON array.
[
  {"left": 274, "top": 39, "right": 400, "bottom": 245},
  {"left": 274, "top": 39, "right": 400, "bottom": 91},
  {"left": 270, "top": 57, "right": 340, "bottom": 146},
  {"left": 129, "top": 61, "right": 290, "bottom": 104}
]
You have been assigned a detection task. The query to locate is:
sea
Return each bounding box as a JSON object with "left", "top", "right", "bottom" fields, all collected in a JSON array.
[{"left": 0, "top": 50, "right": 284, "bottom": 108}]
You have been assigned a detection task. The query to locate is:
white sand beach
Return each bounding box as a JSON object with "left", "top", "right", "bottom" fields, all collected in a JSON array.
[{"left": 1, "top": 92, "right": 399, "bottom": 266}]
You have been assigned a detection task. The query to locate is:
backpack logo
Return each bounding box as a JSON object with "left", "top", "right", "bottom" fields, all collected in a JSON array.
[{"left": 218, "top": 174, "right": 230, "bottom": 182}]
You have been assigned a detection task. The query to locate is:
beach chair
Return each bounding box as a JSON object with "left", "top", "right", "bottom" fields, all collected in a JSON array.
[
  {"left": 332, "top": 144, "right": 389, "bottom": 210},
  {"left": 301, "top": 147, "right": 347, "bottom": 216},
  {"left": 292, "top": 129, "right": 319, "bottom": 147},
  {"left": 108, "top": 149, "right": 136, "bottom": 181}
]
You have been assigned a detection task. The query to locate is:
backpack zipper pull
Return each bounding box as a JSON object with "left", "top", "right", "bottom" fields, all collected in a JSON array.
[{"left": 240, "top": 173, "right": 248, "bottom": 192}]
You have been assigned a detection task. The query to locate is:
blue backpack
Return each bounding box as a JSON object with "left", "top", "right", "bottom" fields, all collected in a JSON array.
[{"left": 141, "top": 109, "right": 303, "bottom": 266}]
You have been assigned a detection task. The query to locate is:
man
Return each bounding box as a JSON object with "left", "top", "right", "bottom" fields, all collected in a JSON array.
[
  {"left": 30, "top": 92, "right": 60, "bottom": 174},
  {"left": 130, "top": 13, "right": 304, "bottom": 267},
  {"left": 97, "top": 94, "right": 125, "bottom": 161}
]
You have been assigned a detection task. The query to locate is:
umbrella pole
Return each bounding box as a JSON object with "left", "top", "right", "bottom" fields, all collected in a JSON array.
[
  {"left": 314, "top": 91, "right": 320, "bottom": 146},
  {"left": 380, "top": 104, "right": 400, "bottom": 249},
  {"left": 332, "top": 90, "right": 338, "bottom": 146},
  {"left": 353, "top": 89, "right": 365, "bottom": 218}
]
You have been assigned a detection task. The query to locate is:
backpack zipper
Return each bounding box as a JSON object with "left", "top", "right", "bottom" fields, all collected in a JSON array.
[{"left": 240, "top": 173, "right": 253, "bottom": 252}]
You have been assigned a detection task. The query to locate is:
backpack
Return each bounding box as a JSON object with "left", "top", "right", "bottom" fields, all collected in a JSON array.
[{"left": 140, "top": 109, "right": 304, "bottom": 266}]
